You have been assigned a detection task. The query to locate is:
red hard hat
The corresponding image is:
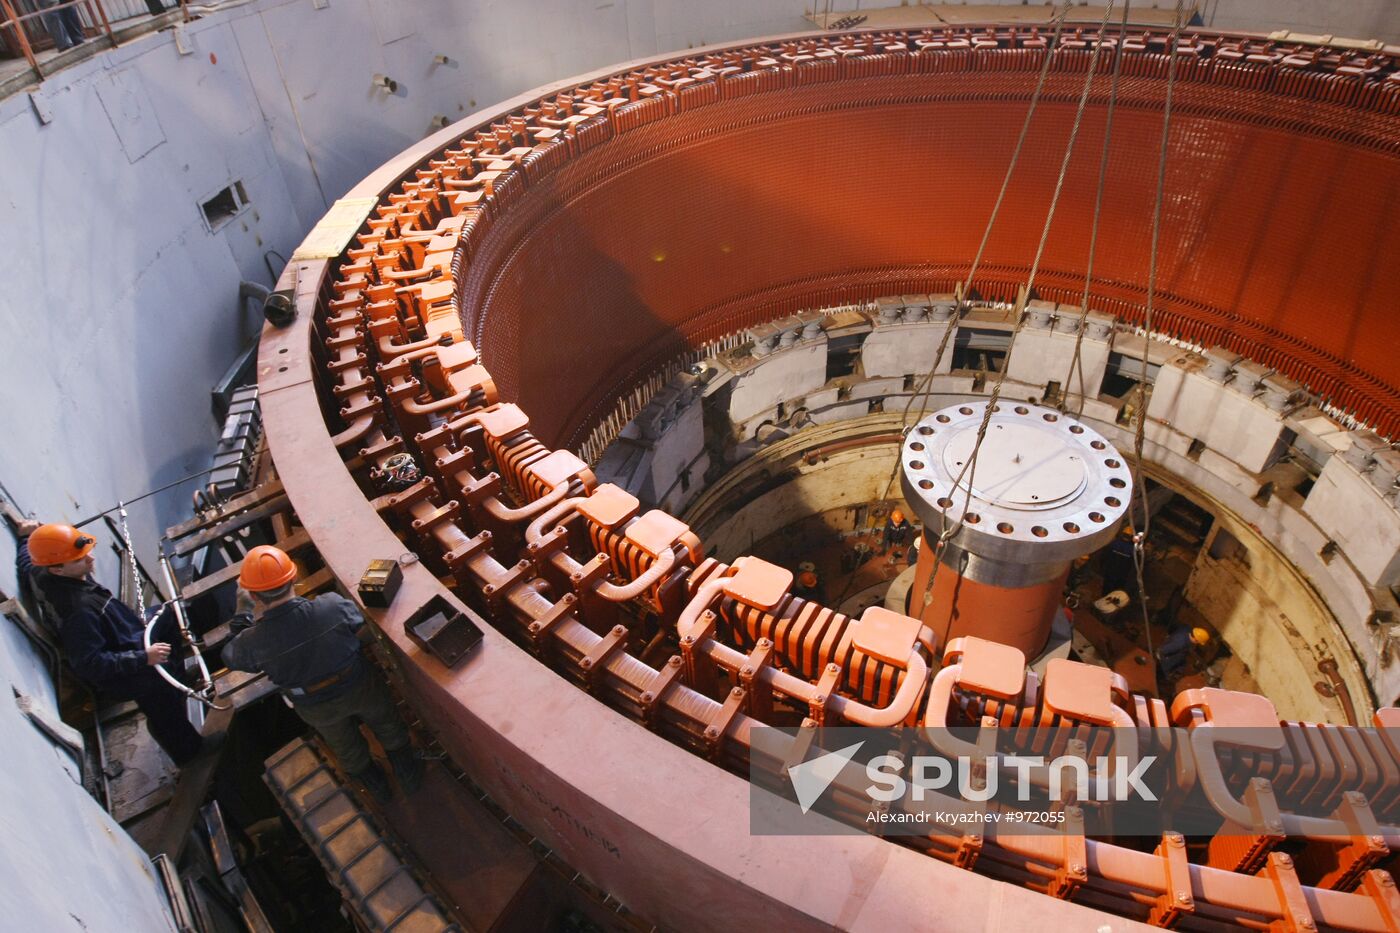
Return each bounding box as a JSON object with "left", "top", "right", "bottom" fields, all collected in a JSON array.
[
  {"left": 27, "top": 524, "right": 96, "bottom": 566},
  {"left": 239, "top": 545, "right": 297, "bottom": 592},
  {"left": 799, "top": 571, "right": 819, "bottom": 589}
]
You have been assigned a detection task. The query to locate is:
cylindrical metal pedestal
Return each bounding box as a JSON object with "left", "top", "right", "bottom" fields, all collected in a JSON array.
[{"left": 899, "top": 402, "right": 1131, "bottom": 658}]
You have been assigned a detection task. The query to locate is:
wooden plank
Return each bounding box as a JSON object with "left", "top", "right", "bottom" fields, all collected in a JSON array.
[
  {"left": 180, "top": 528, "right": 312, "bottom": 602},
  {"left": 169, "top": 495, "right": 291, "bottom": 557},
  {"left": 163, "top": 480, "right": 284, "bottom": 540},
  {"left": 149, "top": 703, "right": 236, "bottom": 862}
]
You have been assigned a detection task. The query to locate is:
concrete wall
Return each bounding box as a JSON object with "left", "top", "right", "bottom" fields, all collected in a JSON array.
[{"left": 0, "top": 0, "right": 811, "bottom": 593}]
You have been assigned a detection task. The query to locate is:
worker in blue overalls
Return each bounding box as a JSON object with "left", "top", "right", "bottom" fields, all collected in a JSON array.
[
  {"left": 224, "top": 545, "right": 423, "bottom": 802},
  {"left": 18, "top": 522, "right": 204, "bottom": 765}
]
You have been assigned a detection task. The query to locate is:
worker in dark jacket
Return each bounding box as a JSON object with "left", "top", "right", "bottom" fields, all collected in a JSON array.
[
  {"left": 224, "top": 545, "right": 423, "bottom": 801},
  {"left": 19, "top": 522, "right": 204, "bottom": 764},
  {"left": 882, "top": 509, "right": 913, "bottom": 553}
]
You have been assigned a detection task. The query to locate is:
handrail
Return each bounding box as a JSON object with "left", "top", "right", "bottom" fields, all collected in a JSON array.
[{"left": 0, "top": 0, "right": 188, "bottom": 80}]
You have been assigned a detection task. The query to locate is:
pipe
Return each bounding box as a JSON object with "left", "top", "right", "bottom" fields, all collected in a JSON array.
[
  {"left": 481, "top": 480, "right": 570, "bottom": 523},
  {"left": 525, "top": 495, "right": 586, "bottom": 544},
  {"left": 332, "top": 414, "right": 376, "bottom": 450},
  {"left": 921, "top": 657, "right": 1138, "bottom": 795},
  {"left": 401, "top": 387, "right": 479, "bottom": 416},
  {"left": 239, "top": 280, "right": 271, "bottom": 309},
  {"left": 1185, "top": 724, "right": 1400, "bottom": 844},
  {"left": 676, "top": 573, "right": 928, "bottom": 726},
  {"left": 595, "top": 548, "right": 677, "bottom": 602}
]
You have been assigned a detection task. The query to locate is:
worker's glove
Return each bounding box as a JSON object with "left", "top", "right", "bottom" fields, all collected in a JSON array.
[{"left": 230, "top": 587, "right": 257, "bottom": 633}]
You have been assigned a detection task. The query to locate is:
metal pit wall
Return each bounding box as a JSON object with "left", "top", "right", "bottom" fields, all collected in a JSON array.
[{"left": 262, "top": 25, "right": 1400, "bottom": 932}]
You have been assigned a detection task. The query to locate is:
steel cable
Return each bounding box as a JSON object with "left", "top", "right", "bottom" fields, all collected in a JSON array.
[
  {"left": 1132, "top": 0, "right": 1190, "bottom": 692},
  {"left": 919, "top": 0, "right": 1121, "bottom": 627},
  {"left": 1060, "top": 0, "right": 1131, "bottom": 420}
]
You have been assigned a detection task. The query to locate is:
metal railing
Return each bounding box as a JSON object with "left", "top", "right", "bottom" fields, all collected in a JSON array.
[{"left": 0, "top": 0, "right": 187, "bottom": 78}]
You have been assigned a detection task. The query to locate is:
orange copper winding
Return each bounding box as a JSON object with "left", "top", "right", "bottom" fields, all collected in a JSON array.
[{"left": 292, "top": 23, "right": 1400, "bottom": 930}]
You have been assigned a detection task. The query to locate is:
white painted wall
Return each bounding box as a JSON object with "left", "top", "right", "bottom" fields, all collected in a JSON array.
[
  {"left": 0, "top": 0, "right": 810, "bottom": 916},
  {"left": 0, "top": 0, "right": 811, "bottom": 592},
  {"left": 0, "top": 620, "right": 177, "bottom": 929}
]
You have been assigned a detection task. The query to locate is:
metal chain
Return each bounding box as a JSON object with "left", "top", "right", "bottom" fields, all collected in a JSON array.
[
  {"left": 1133, "top": 0, "right": 1188, "bottom": 691},
  {"left": 119, "top": 500, "right": 229, "bottom": 708},
  {"left": 1060, "top": 0, "right": 1131, "bottom": 419},
  {"left": 116, "top": 503, "right": 146, "bottom": 608}
]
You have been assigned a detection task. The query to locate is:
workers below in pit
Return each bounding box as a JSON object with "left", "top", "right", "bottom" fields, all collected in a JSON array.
[
  {"left": 793, "top": 563, "right": 823, "bottom": 603},
  {"left": 1157, "top": 624, "right": 1214, "bottom": 681},
  {"left": 224, "top": 545, "right": 423, "bottom": 802},
  {"left": 882, "top": 508, "right": 913, "bottom": 554},
  {"left": 17, "top": 521, "right": 205, "bottom": 765},
  {"left": 1102, "top": 525, "right": 1139, "bottom": 597}
]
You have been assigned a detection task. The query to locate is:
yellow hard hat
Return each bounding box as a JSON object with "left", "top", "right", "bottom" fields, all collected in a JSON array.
[{"left": 1189, "top": 627, "right": 1212, "bottom": 646}]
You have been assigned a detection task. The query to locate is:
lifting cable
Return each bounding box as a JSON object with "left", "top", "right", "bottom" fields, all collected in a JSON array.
[
  {"left": 892, "top": 0, "right": 1075, "bottom": 445},
  {"left": 1131, "top": 0, "right": 1189, "bottom": 692},
  {"left": 1059, "top": 0, "right": 1132, "bottom": 420},
  {"left": 918, "top": 0, "right": 1122, "bottom": 639},
  {"left": 870, "top": 0, "right": 1075, "bottom": 572}
]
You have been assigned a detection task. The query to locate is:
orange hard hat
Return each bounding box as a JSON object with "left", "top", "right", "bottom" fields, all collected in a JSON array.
[
  {"left": 799, "top": 570, "right": 819, "bottom": 589},
  {"left": 891, "top": 509, "right": 905, "bottom": 524},
  {"left": 239, "top": 545, "right": 297, "bottom": 592},
  {"left": 27, "top": 524, "right": 96, "bottom": 566}
]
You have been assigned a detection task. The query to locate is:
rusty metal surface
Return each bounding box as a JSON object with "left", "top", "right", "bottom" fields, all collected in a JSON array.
[
  {"left": 445, "top": 30, "right": 1400, "bottom": 444},
  {"left": 261, "top": 23, "right": 1400, "bottom": 933}
]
